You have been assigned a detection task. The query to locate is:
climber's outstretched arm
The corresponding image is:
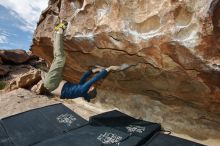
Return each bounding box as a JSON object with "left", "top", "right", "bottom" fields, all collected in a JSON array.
[
  {"left": 79, "top": 67, "right": 106, "bottom": 84},
  {"left": 82, "top": 69, "right": 108, "bottom": 91},
  {"left": 79, "top": 70, "right": 92, "bottom": 84},
  {"left": 81, "top": 66, "right": 120, "bottom": 92}
]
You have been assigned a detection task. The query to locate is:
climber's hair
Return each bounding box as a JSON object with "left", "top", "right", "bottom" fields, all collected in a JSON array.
[{"left": 88, "top": 88, "right": 97, "bottom": 99}]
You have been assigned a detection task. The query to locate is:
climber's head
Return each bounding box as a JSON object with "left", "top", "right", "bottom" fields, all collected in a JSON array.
[{"left": 87, "top": 86, "right": 97, "bottom": 99}]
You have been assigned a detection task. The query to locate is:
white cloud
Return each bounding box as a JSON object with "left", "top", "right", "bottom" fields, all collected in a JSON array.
[
  {"left": 0, "top": 0, "right": 48, "bottom": 32},
  {"left": 0, "top": 29, "right": 15, "bottom": 44},
  {"left": 0, "top": 35, "right": 8, "bottom": 43},
  {"left": 0, "top": 29, "right": 16, "bottom": 37}
]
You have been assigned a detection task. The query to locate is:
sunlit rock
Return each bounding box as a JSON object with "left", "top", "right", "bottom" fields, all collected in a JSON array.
[{"left": 31, "top": 0, "right": 220, "bottom": 140}]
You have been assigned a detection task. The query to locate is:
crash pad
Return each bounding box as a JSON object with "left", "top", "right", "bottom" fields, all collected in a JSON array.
[
  {"left": 1, "top": 104, "right": 88, "bottom": 146},
  {"left": 33, "top": 125, "right": 142, "bottom": 146},
  {"left": 143, "top": 133, "right": 205, "bottom": 146},
  {"left": 89, "top": 110, "right": 161, "bottom": 145},
  {"left": 0, "top": 120, "right": 14, "bottom": 146}
]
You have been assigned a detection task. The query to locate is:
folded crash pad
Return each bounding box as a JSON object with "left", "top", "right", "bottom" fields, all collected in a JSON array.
[
  {"left": 0, "top": 120, "right": 14, "bottom": 146},
  {"left": 33, "top": 125, "right": 142, "bottom": 146},
  {"left": 1, "top": 103, "right": 88, "bottom": 146},
  {"left": 143, "top": 133, "right": 205, "bottom": 146},
  {"left": 89, "top": 110, "right": 161, "bottom": 145}
]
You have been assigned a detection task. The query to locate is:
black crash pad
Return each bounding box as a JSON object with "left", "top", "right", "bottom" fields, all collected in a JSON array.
[
  {"left": 1, "top": 103, "right": 88, "bottom": 146},
  {"left": 0, "top": 120, "right": 14, "bottom": 146},
  {"left": 143, "top": 133, "right": 205, "bottom": 146},
  {"left": 33, "top": 125, "right": 142, "bottom": 146},
  {"left": 89, "top": 110, "right": 161, "bottom": 145}
]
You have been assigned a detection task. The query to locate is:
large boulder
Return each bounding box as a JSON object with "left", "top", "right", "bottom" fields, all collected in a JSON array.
[
  {"left": 0, "top": 49, "right": 30, "bottom": 64},
  {"left": 31, "top": 0, "right": 220, "bottom": 114},
  {"left": 8, "top": 70, "right": 41, "bottom": 91},
  {"left": 31, "top": 80, "right": 47, "bottom": 95}
]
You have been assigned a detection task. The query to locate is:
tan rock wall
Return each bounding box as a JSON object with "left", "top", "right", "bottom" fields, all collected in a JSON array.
[{"left": 31, "top": 0, "right": 220, "bottom": 114}]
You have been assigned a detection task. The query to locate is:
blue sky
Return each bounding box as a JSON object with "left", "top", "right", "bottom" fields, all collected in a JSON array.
[{"left": 0, "top": 0, "right": 48, "bottom": 51}]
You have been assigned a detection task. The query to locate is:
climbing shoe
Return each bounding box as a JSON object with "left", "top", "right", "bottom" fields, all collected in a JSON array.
[{"left": 54, "top": 20, "right": 68, "bottom": 31}]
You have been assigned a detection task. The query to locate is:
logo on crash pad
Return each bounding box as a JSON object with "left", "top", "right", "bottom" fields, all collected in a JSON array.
[
  {"left": 126, "top": 125, "right": 146, "bottom": 133},
  {"left": 97, "top": 132, "right": 122, "bottom": 144},
  {"left": 56, "top": 113, "right": 76, "bottom": 126}
]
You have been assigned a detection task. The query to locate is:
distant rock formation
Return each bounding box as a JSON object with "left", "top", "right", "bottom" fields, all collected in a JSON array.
[
  {"left": 0, "top": 49, "right": 47, "bottom": 94},
  {"left": 0, "top": 49, "right": 31, "bottom": 76},
  {"left": 0, "top": 65, "right": 9, "bottom": 76},
  {"left": 0, "top": 57, "right": 2, "bottom": 64},
  {"left": 0, "top": 49, "right": 30, "bottom": 64},
  {"left": 31, "top": 0, "right": 220, "bottom": 115}
]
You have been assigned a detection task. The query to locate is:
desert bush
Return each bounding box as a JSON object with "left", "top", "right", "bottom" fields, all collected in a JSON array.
[{"left": 0, "top": 81, "right": 6, "bottom": 90}]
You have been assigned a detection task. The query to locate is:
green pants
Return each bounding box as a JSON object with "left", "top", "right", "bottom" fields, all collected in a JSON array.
[{"left": 43, "top": 32, "right": 66, "bottom": 91}]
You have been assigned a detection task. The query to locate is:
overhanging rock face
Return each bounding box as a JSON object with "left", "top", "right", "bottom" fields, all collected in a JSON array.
[{"left": 31, "top": 0, "right": 220, "bottom": 114}]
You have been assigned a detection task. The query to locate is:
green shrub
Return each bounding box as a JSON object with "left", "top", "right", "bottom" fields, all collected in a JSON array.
[{"left": 0, "top": 81, "right": 6, "bottom": 90}]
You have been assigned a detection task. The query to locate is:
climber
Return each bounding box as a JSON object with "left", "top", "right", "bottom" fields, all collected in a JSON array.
[{"left": 41, "top": 20, "right": 120, "bottom": 102}]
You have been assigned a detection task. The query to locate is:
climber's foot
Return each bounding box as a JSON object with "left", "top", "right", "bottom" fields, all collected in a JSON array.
[{"left": 54, "top": 20, "right": 68, "bottom": 32}]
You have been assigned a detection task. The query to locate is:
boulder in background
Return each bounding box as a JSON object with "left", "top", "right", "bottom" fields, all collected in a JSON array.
[
  {"left": 0, "top": 65, "right": 9, "bottom": 76},
  {"left": 8, "top": 70, "right": 41, "bottom": 91},
  {"left": 0, "top": 49, "right": 30, "bottom": 64}
]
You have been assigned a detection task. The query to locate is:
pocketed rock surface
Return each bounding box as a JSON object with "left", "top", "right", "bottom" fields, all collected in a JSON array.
[{"left": 31, "top": 0, "right": 220, "bottom": 143}]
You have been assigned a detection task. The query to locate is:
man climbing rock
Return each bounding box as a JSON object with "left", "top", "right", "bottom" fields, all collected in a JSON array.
[{"left": 41, "top": 20, "right": 120, "bottom": 102}]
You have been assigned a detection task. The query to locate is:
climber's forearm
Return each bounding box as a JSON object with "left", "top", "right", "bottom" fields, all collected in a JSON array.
[
  {"left": 79, "top": 70, "right": 92, "bottom": 84},
  {"left": 82, "top": 69, "right": 108, "bottom": 90}
]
